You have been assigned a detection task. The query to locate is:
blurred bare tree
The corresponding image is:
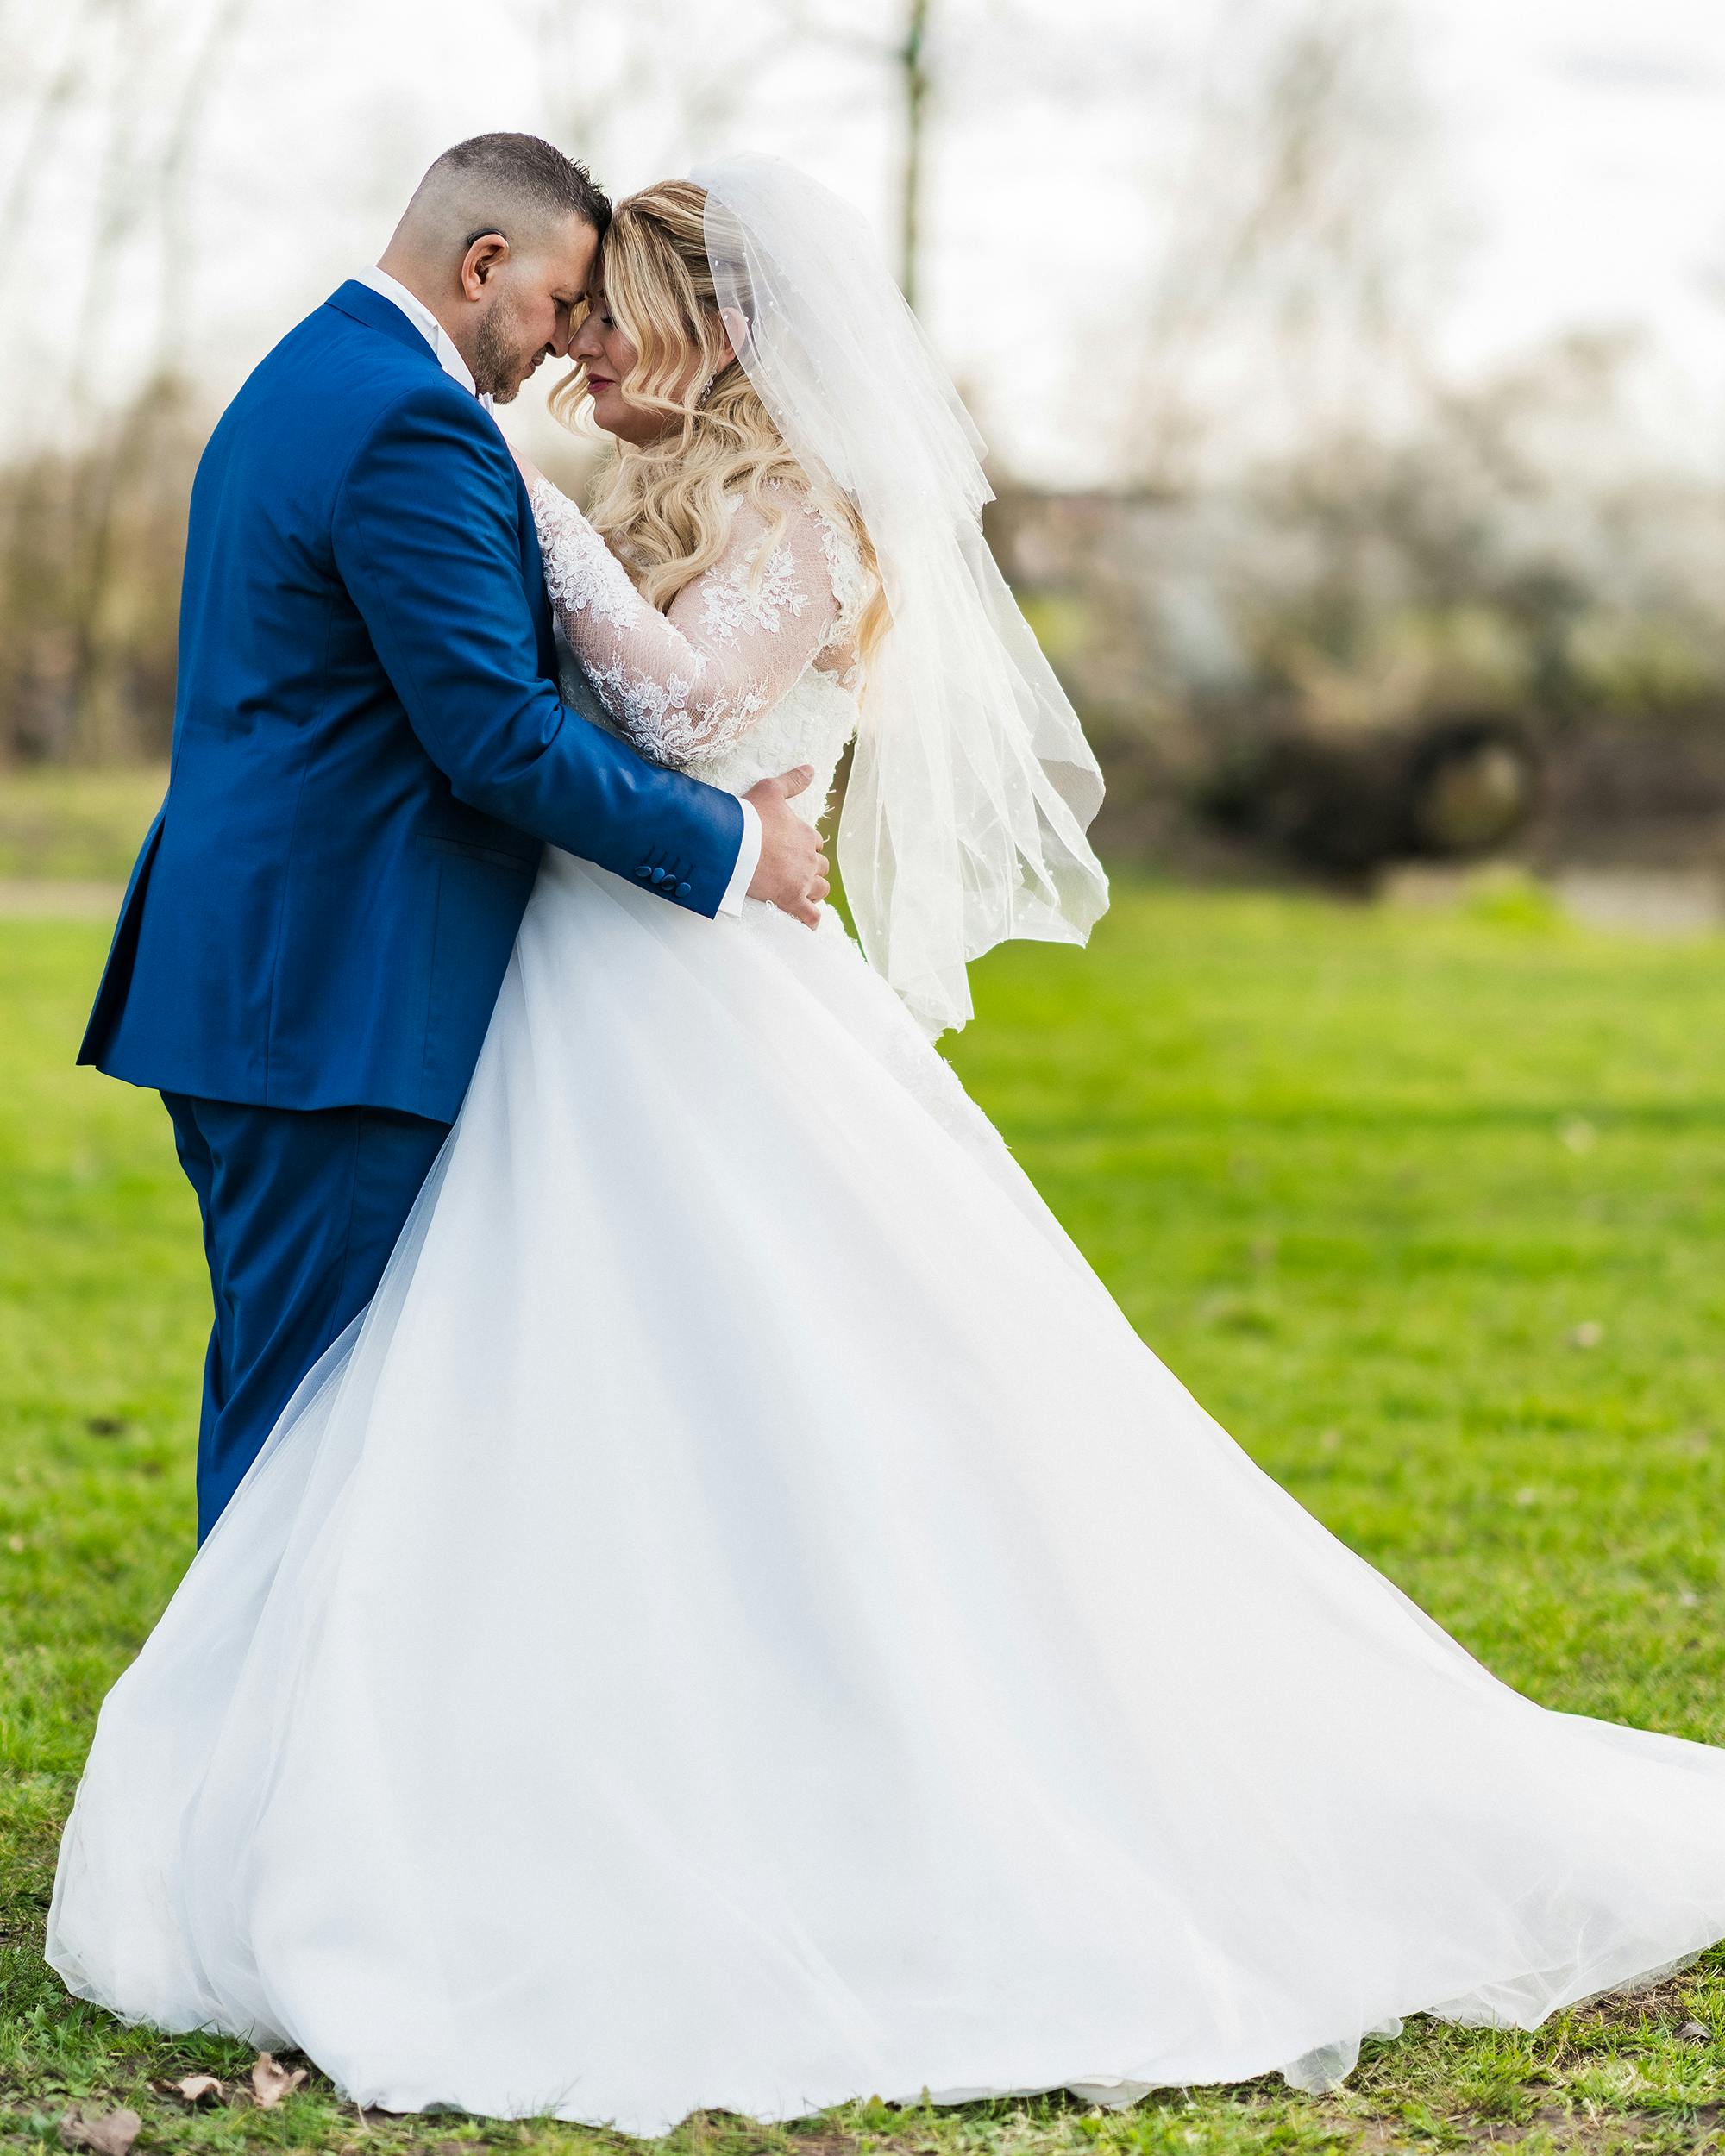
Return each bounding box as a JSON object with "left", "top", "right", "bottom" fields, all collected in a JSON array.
[
  {"left": 892, "top": 0, "right": 931, "bottom": 308},
  {"left": 775, "top": 0, "right": 946, "bottom": 304},
  {"left": 0, "top": 0, "right": 250, "bottom": 762},
  {"left": 1125, "top": 0, "right": 1451, "bottom": 494},
  {"left": 523, "top": 0, "right": 798, "bottom": 191},
  {"left": 1, "top": 379, "right": 206, "bottom": 765}
]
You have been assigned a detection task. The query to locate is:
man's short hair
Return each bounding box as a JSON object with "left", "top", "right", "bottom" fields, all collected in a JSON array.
[{"left": 416, "top": 133, "right": 611, "bottom": 244}]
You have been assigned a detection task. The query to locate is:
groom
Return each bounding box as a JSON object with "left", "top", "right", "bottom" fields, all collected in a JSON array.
[{"left": 78, "top": 134, "right": 826, "bottom": 1543}]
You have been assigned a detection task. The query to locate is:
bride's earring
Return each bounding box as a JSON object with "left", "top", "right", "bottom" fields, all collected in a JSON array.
[{"left": 693, "top": 373, "right": 718, "bottom": 412}]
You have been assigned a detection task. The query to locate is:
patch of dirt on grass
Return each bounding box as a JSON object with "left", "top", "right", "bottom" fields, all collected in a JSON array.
[
  {"left": 784, "top": 2139, "right": 939, "bottom": 2156},
  {"left": 1308, "top": 2093, "right": 1725, "bottom": 2153},
  {"left": 1565, "top": 1980, "right": 1696, "bottom": 2033},
  {"left": 1450, "top": 2108, "right": 1571, "bottom": 2145}
]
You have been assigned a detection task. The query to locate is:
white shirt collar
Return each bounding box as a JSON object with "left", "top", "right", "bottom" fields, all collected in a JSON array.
[{"left": 355, "top": 266, "right": 492, "bottom": 411}]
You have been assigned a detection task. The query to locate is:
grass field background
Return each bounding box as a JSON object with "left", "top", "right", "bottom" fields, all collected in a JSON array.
[{"left": 7, "top": 856, "right": 1725, "bottom": 2151}]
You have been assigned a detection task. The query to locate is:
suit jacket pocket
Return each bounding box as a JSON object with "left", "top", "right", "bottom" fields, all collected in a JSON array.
[{"left": 414, "top": 831, "right": 539, "bottom": 876}]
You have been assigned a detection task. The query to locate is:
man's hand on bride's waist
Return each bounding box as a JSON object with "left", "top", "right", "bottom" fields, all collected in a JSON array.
[{"left": 746, "top": 768, "right": 828, "bottom": 929}]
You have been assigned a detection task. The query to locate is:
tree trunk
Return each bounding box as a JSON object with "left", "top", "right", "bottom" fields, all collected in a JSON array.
[{"left": 897, "top": 0, "right": 931, "bottom": 305}]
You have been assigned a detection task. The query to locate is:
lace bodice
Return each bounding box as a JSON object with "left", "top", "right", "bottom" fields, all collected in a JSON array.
[{"left": 530, "top": 474, "right": 867, "bottom": 828}]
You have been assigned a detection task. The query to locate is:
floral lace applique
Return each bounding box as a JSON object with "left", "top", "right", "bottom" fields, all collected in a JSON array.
[
  {"left": 530, "top": 475, "right": 852, "bottom": 769},
  {"left": 699, "top": 537, "right": 810, "bottom": 646}
]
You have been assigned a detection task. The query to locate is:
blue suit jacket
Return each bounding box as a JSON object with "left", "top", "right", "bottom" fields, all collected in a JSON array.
[{"left": 79, "top": 281, "right": 743, "bottom": 1123}]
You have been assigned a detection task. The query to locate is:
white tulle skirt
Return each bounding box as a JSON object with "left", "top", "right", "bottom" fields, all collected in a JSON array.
[{"left": 47, "top": 850, "right": 1725, "bottom": 2134}]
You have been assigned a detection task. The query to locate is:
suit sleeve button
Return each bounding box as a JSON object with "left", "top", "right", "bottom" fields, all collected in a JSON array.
[
  {"left": 675, "top": 881, "right": 693, "bottom": 899},
  {"left": 634, "top": 865, "right": 652, "bottom": 881}
]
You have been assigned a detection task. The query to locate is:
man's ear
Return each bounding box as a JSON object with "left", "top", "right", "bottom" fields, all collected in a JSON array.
[{"left": 460, "top": 233, "right": 511, "bottom": 301}]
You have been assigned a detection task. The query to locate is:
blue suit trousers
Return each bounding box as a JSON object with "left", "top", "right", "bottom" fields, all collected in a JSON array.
[{"left": 161, "top": 1094, "right": 451, "bottom": 1542}]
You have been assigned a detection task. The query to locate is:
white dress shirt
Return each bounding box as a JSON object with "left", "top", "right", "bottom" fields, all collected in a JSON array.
[{"left": 355, "top": 266, "right": 761, "bottom": 917}]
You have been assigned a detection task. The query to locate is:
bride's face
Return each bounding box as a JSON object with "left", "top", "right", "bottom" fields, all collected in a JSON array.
[{"left": 569, "top": 285, "right": 709, "bottom": 447}]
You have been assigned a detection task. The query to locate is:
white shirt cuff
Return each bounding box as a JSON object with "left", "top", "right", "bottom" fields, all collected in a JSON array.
[{"left": 717, "top": 798, "right": 761, "bottom": 918}]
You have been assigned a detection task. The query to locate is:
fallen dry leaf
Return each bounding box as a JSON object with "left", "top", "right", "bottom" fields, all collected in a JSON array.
[
  {"left": 169, "top": 2071, "right": 227, "bottom": 2103},
  {"left": 251, "top": 2052, "right": 309, "bottom": 2109},
  {"left": 57, "top": 2108, "right": 141, "bottom": 2156},
  {"left": 1677, "top": 2018, "right": 1712, "bottom": 2043}
]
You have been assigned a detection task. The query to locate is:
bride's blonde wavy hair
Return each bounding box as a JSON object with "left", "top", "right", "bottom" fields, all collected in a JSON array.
[{"left": 549, "top": 179, "right": 888, "bottom": 664}]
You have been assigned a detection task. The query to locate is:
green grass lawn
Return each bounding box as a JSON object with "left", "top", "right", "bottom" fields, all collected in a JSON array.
[
  {"left": 7, "top": 878, "right": 1725, "bottom": 2152},
  {"left": 0, "top": 768, "right": 166, "bottom": 883}
]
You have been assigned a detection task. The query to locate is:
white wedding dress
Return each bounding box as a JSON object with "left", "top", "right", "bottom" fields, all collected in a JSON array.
[{"left": 48, "top": 475, "right": 1725, "bottom": 2137}]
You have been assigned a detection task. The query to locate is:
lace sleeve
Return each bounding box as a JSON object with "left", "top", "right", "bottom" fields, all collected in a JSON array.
[{"left": 528, "top": 475, "right": 843, "bottom": 767}]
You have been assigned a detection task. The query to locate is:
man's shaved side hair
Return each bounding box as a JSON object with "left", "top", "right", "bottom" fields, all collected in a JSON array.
[{"left": 400, "top": 132, "right": 611, "bottom": 254}]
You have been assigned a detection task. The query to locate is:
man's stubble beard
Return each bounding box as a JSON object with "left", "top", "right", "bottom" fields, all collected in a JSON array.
[{"left": 474, "top": 298, "right": 534, "bottom": 404}]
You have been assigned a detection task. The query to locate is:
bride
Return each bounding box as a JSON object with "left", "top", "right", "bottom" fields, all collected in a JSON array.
[{"left": 47, "top": 155, "right": 1725, "bottom": 2135}]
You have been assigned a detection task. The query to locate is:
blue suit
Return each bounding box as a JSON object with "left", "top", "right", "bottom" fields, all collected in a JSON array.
[{"left": 81, "top": 281, "right": 745, "bottom": 1537}]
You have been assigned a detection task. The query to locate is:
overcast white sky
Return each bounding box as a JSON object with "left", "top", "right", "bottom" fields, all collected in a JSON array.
[{"left": 10, "top": 0, "right": 1725, "bottom": 484}]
